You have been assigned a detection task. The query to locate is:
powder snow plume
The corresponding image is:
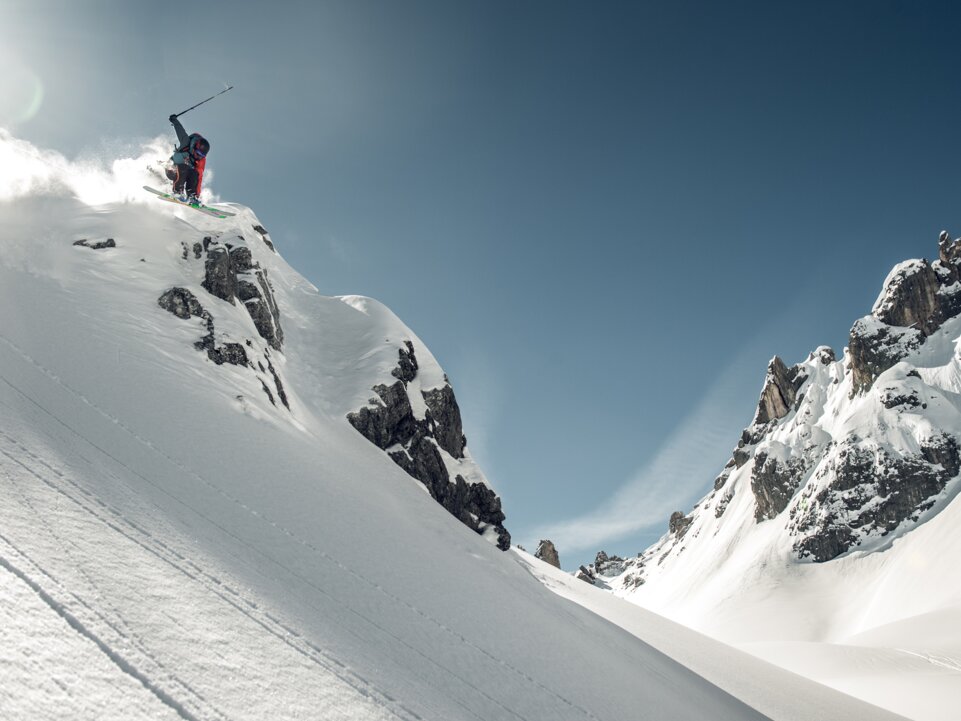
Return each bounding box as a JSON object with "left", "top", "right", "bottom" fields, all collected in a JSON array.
[{"left": 0, "top": 129, "right": 205, "bottom": 205}]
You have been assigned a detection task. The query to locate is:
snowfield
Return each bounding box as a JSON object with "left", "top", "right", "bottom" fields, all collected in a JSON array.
[{"left": 0, "top": 133, "right": 907, "bottom": 720}]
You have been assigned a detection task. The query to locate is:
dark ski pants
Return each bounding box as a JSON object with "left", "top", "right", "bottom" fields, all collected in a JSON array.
[{"left": 168, "top": 164, "right": 199, "bottom": 197}]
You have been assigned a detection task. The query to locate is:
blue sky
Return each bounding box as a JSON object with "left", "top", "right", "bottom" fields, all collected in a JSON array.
[{"left": 5, "top": 1, "right": 961, "bottom": 568}]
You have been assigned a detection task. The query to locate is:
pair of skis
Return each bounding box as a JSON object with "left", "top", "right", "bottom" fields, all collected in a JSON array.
[{"left": 143, "top": 186, "right": 235, "bottom": 219}]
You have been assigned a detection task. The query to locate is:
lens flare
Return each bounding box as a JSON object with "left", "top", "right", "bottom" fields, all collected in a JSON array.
[{"left": 0, "top": 60, "right": 44, "bottom": 126}]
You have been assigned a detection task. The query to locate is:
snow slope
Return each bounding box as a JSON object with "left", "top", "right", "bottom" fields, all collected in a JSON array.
[
  {"left": 584, "top": 262, "right": 961, "bottom": 720},
  {"left": 0, "top": 133, "right": 906, "bottom": 720}
]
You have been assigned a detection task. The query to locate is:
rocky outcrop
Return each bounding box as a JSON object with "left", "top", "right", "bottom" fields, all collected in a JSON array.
[
  {"left": 723, "top": 355, "right": 813, "bottom": 474},
  {"left": 158, "top": 287, "right": 205, "bottom": 320},
  {"left": 751, "top": 450, "right": 806, "bottom": 521},
  {"left": 158, "top": 235, "right": 290, "bottom": 411},
  {"left": 423, "top": 385, "right": 466, "bottom": 459},
  {"left": 73, "top": 237, "right": 115, "bottom": 250},
  {"left": 231, "top": 246, "right": 284, "bottom": 351},
  {"left": 252, "top": 224, "right": 276, "bottom": 253},
  {"left": 534, "top": 539, "right": 560, "bottom": 568},
  {"left": 347, "top": 343, "right": 511, "bottom": 551},
  {"left": 791, "top": 434, "right": 961, "bottom": 561},
  {"left": 593, "top": 551, "right": 626, "bottom": 577},
  {"left": 754, "top": 357, "right": 807, "bottom": 426},
  {"left": 575, "top": 565, "right": 596, "bottom": 584},
  {"left": 669, "top": 511, "right": 693, "bottom": 537},
  {"left": 848, "top": 318, "right": 924, "bottom": 396},
  {"left": 201, "top": 239, "right": 284, "bottom": 351},
  {"left": 848, "top": 234, "right": 961, "bottom": 395},
  {"left": 157, "top": 287, "right": 249, "bottom": 367}
]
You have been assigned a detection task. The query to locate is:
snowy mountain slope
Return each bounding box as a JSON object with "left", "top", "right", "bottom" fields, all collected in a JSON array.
[
  {"left": 0, "top": 134, "right": 904, "bottom": 720},
  {"left": 514, "top": 550, "right": 909, "bottom": 721},
  {"left": 573, "top": 234, "right": 961, "bottom": 720}
]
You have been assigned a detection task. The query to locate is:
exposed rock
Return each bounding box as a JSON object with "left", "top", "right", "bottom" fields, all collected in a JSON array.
[
  {"left": 349, "top": 381, "right": 417, "bottom": 450},
  {"left": 347, "top": 341, "right": 511, "bottom": 550},
  {"left": 751, "top": 449, "right": 806, "bottom": 521},
  {"left": 252, "top": 224, "right": 276, "bottom": 252},
  {"left": 423, "top": 385, "right": 466, "bottom": 459},
  {"left": 848, "top": 317, "right": 924, "bottom": 396},
  {"left": 575, "top": 565, "right": 596, "bottom": 584},
  {"left": 158, "top": 287, "right": 249, "bottom": 367},
  {"left": 669, "top": 511, "right": 693, "bottom": 537},
  {"left": 391, "top": 341, "right": 419, "bottom": 383},
  {"left": 713, "top": 468, "right": 732, "bottom": 491},
  {"left": 848, "top": 243, "right": 961, "bottom": 396},
  {"left": 260, "top": 379, "right": 276, "bottom": 406},
  {"left": 873, "top": 260, "right": 943, "bottom": 334},
  {"left": 266, "top": 356, "right": 290, "bottom": 410},
  {"left": 534, "top": 539, "right": 560, "bottom": 568},
  {"left": 158, "top": 287, "right": 206, "bottom": 320},
  {"left": 791, "top": 434, "right": 961, "bottom": 561},
  {"left": 197, "top": 336, "right": 248, "bottom": 366},
  {"left": 73, "top": 238, "right": 116, "bottom": 250},
  {"left": 754, "top": 357, "right": 807, "bottom": 426},
  {"left": 878, "top": 387, "right": 922, "bottom": 410},
  {"left": 202, "top": 246, "right": 237, "bottom": 303},
  {"left": 715, "top": 488, "right": 735, "bottom": 518},
  {"left": 594, "top": 551, "right": 626, "bottom": 577},
  {"left": 199, "top": 241, "right": 284, "bottom": 350}
]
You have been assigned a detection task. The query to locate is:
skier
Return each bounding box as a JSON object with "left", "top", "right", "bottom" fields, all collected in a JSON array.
[{"left": 165, "top": 114, "right": 210, "bottom": 204}]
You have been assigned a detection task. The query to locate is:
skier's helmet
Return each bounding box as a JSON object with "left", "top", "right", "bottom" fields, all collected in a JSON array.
[{"left": 192, "top": 135, "right": 210, "bottom": 159}]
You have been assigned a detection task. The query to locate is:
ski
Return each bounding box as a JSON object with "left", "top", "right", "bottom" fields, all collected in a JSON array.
[{"left": 143, "top": 186, "right": 235, "bottom": 218}]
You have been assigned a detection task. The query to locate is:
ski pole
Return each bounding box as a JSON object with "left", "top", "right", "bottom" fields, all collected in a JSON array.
[{"left": 172, "top": 85, "right": 234, "bottom": 119}]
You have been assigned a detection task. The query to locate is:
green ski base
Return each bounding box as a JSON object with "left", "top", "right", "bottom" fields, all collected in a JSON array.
[{"left": 143, "top": 186, "right": 235, "bottom": 219}]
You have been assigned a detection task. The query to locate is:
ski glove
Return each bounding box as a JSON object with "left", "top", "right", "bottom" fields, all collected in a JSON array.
[{"left": 169, "top": 114, "right": 178, "bottom": 123}]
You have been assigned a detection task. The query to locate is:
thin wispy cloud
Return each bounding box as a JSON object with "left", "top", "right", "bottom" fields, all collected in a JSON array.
[
  {"left": 524, "top": 278, "right": 847, "bottom": 558},
  {"left": 526, "top": 352, "right": 757, "bottom": 555}
]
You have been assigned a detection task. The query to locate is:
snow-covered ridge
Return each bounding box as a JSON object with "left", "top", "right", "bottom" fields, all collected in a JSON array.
[
  {"left": 563, "top": 233, "right": 961, "bottom": 720},
  {"left": 4, "top": 128, "right": 512, "bottom": 549}
]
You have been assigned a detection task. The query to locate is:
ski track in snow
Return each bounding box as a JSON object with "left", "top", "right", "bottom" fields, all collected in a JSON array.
[
  {"left": 0, "top": 331, "right": 600, "bottom": 721},
  {"left": 0, "top": 391, "right": 420, "bottom": 720}
]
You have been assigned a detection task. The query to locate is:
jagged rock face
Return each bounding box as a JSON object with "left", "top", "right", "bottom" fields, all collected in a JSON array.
[
  {"left": 231, "top": 246, "right": 285, "bottom": 351},
  {"left": 848, "top": 319, "right": 923, "bottom": 396},
  {"left": 754, "top": 357, "right": 806, "bottom": 426},
  {"left": 535, "top": 540, "right": 561, "bottom": 568},
  {"left": 790, "top": 434, "right": 960, "bottom": 561},
  {"left": 726, "top": 355, "right": 813, "bottom": 475},
  {"left": 669, "top": 511, "right": 692, "bottom": 537},
  {"left": 873, "top": 260, "right": 943, "bottom": 333},
  {"left": 347, "top": 343, "right": 511, "bottom": 551},
  {"left": 848, "top": 242, "right": 961, "bottom": 395},
  {"left": 594, "top": 551, "right": 626, "bottom": 577},
  {"left": 157, "top": 287, "right": 250, "bottom": 368},
  {"left": 202, "top": 246, "right": 238, "bottom": 303},
  {"left": 201, "top": 240, "right": 284, "bottom": 351},
  {"left": 751, "top": 450, "right": 807, "bottom": 521},
  {"left": 423, "top": 385, "right": 466, "bottom": 459},
  {"left": 392, "top": 341, "right": 418, "bottom": 383},
  {"left": 348, "top": 381, "right": 418, "bottom": 450},
  {"left": 158, "top": 236, "right": 290, "bottom": 410},
  {"left": 604, "top": 233, "right": 961, "bottom": 598}
]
